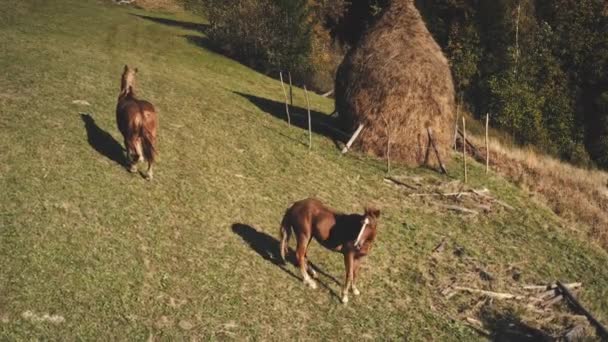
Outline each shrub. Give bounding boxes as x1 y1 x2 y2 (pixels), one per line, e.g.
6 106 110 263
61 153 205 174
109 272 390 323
193 0 313 83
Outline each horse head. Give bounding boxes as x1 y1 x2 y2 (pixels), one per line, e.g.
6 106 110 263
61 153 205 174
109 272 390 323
120 64 138 97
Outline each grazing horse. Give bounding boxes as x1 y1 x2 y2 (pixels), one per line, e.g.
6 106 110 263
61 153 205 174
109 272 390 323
116 65 158 180
279 198 380 303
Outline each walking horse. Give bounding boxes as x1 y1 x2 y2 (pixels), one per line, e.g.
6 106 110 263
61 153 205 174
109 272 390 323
116 65 158 180
279 198 380 303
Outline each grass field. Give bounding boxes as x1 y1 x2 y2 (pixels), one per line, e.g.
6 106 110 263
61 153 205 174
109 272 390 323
1 1 607 340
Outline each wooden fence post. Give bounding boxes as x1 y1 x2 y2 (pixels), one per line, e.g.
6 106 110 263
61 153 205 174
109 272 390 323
453 103 460 150
485 113 489 174
304 86 312 150
279 71 291 126
463 116 467 183
288 71 293 107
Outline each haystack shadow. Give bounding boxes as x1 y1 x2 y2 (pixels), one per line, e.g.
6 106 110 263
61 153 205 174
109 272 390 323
80 113 126 167
182 34 225 57
234 92 349 146
231 223 341 297
130 14 209 32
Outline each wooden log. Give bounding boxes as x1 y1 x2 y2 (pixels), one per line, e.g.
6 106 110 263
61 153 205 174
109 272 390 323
541 294 563 308
427 127 448 175
457 129 483 157
462 117 468 183
556 281 608 339
279 71 291 126
304 86 312 150
522 282 582 292
409 192 473 197
485 113 490 174
341 124 364 154
453 286 525 300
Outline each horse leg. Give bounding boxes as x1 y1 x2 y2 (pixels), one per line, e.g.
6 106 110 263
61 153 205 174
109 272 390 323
279 223 291 263
306 252 318 279
145 161 153 181
341 251 354 303
124 138 137 173
351 257 362 296
296 235 316 289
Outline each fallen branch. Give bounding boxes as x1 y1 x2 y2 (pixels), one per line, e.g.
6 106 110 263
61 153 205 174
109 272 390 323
556 281 608 339
384 177 419 190
440 205 478 215
321 89 334 97
464 317 490 337
432 237 447 253
471 189 515 210
541 294 563 308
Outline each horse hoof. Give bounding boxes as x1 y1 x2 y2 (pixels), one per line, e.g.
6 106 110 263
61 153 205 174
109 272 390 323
306 280 317 289
128 166 137 173
341 296 349 304
352 288 361 296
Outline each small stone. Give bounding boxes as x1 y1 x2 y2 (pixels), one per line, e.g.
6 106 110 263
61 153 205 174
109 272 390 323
179 320 194 330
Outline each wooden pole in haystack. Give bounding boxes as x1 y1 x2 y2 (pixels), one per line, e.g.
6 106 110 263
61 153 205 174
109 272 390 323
304 86 312 150
463 116 468 183
453 103 460 150
341 124 364 154
485 113 490 174
427 127 448 175
288 72 293 106
279 71 291 126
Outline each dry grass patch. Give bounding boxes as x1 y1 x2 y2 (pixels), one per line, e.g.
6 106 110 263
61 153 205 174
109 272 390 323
464 131 608 250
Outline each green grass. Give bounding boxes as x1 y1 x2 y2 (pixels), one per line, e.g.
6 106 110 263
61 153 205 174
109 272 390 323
1 1 607 340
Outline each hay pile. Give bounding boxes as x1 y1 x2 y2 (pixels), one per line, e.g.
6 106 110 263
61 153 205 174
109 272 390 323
335 0 455 166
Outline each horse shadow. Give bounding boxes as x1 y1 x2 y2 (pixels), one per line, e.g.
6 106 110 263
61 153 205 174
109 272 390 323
80 113 126 167
234 92 348 148
231 223 341 298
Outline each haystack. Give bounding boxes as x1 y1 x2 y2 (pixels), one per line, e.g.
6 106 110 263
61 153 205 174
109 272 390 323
335 0 455 166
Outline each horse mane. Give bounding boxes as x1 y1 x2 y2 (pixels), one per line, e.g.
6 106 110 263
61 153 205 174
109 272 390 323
119 85 135 100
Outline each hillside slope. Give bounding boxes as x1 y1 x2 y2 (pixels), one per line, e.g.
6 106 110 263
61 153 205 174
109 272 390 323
0 1 607 340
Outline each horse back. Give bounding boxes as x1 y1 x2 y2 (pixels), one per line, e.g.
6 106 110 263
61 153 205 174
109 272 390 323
287 198 336 238
116 97 157 137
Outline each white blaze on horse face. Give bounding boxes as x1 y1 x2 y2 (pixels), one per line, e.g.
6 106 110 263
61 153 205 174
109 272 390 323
354 217 370 248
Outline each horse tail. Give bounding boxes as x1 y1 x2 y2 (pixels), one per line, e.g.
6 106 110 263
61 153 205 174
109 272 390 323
136 103 156 164
279 209 292 263
141 123 156 164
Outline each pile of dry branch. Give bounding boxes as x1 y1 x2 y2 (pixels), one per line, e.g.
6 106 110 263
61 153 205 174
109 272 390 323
384 175 513 216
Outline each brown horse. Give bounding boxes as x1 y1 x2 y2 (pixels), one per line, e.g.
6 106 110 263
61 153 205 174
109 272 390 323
279 198 380 303
116 65 158 180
